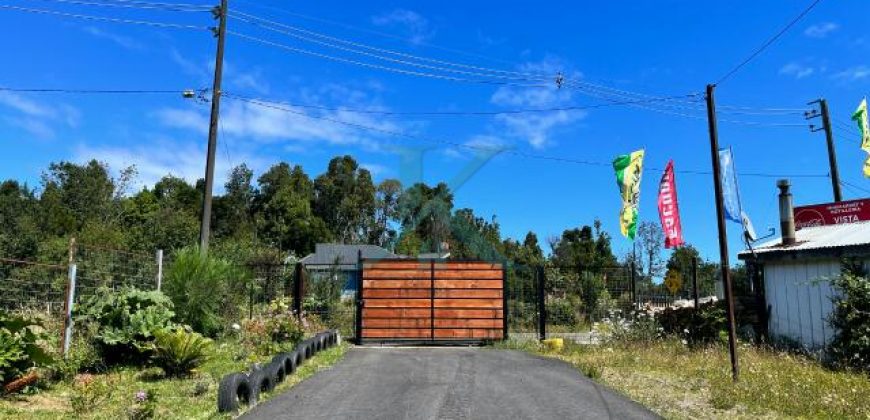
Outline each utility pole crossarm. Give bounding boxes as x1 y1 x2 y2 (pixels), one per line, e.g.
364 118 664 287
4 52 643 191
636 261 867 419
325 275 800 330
199 0 228 254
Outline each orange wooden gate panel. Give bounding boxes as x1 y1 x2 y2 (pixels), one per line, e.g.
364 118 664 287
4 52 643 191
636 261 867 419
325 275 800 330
360 260 505 342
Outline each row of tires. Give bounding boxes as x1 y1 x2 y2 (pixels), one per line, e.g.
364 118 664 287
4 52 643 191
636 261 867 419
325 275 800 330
217 330 340 413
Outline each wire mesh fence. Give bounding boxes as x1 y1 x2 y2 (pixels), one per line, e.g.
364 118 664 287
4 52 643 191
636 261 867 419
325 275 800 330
0 257 68 316
301 264 356 338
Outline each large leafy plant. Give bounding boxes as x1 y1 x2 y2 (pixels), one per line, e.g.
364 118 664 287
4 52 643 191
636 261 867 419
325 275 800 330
0 310 52 385
76 287 175 363
151 328 212 377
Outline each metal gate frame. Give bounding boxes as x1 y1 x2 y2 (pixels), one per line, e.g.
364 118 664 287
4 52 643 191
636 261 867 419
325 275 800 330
355 258 506 345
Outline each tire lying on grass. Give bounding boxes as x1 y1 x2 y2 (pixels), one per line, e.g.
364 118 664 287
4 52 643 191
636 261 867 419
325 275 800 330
316 333 329 350
274 352 297 375
248 367 275 404
267 360 287 384
298 339 313 359
217 372 254 413
290 348 304 368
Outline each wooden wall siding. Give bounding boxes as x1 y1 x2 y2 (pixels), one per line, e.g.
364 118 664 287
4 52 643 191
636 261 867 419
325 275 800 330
360 260 504 341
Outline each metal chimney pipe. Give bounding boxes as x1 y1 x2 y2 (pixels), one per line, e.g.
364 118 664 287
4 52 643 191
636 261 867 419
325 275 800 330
777 179 796 246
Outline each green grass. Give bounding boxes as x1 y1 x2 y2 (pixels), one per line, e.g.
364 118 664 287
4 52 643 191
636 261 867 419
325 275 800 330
524 338 870 419
0 341 349 419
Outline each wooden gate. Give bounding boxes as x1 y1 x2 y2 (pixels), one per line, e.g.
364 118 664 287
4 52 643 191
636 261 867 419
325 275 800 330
358 259 506 344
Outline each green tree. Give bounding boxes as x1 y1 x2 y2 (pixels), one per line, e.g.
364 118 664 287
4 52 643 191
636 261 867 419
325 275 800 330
551 221 616 273
39 160 117 236
0 181 39 260
449 208 503 260
313 156 376 243
254 163 330 255
369 179 402 248
397 182 454 253
213 164 255 239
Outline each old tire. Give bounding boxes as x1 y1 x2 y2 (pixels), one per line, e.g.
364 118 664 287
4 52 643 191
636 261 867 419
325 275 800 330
315 333 328 350
290 348 304 368
268 359 286 384
248 367 274 403
297 340 313 359
217 372 253 413
279 351 298 375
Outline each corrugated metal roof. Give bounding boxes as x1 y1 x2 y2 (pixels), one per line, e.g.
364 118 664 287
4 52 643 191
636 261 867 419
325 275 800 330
740 221 870 256
300 243 399 268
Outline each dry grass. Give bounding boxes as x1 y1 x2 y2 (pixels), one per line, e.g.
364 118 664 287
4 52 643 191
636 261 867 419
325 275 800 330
519 338 870 419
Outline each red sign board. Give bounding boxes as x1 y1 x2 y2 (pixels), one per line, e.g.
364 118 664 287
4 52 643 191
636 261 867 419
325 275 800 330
794 199 870 230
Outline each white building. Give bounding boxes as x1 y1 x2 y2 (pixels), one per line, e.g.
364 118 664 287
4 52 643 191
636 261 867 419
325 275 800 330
738 181 870 350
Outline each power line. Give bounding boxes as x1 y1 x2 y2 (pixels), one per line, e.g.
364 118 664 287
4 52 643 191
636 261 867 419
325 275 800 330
230 10 552 83
0 4 211 29
27 0 212 12
0 86 193 94
841 180 870 196
232 0 518 67
715 0 824 86
223 91 701 117
226 30 548 87
223 93 829 179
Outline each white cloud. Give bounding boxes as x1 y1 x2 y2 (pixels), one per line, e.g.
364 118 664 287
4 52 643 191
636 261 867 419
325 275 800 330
834 65 870 81
804 22 839 38
154 94 403 150
443 135 510 160
779 62 815 79
360 163 389 177
489 59 585 149
372 9 434 44
83 26 142 50
0 91 79 139
73 140 268 190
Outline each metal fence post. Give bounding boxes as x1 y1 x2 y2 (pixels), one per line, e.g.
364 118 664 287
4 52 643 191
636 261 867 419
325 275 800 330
537 265 546 341
502 261 509 341
62 263 77 357
60 237 76 357
692 257 700 309
156 249 163 292
630 261 637 310
292 263 304 319
355 250 364 344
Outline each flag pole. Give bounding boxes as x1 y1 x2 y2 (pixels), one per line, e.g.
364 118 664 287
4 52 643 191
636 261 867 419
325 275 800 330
705 84 740 382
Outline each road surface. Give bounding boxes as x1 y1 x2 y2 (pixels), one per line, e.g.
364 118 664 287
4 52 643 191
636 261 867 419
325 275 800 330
242 347 658 420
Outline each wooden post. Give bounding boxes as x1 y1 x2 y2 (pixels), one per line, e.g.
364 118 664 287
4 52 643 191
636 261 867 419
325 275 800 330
705 83 740 381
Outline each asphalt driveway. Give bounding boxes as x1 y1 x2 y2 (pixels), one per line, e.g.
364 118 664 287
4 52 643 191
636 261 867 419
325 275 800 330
242 347 658 420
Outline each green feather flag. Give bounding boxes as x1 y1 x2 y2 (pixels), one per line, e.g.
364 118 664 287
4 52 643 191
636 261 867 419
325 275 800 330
613 150 645 240
852 98 870 178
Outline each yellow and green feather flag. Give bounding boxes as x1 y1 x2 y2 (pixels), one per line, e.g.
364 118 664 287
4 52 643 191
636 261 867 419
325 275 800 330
613 149 645 240
852 98 870 178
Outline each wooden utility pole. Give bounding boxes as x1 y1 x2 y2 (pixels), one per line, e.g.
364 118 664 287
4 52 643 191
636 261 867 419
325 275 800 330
199 0 228 254
806 99 842 202
704 84 740 381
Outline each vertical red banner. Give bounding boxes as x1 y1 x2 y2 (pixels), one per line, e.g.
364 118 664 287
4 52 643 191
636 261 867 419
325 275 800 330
657 160 684 248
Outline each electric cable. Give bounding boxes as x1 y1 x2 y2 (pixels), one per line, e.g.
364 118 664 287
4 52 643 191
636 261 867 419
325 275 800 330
0 4 211 29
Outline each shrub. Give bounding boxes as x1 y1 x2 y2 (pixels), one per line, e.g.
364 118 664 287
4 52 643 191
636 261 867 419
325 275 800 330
0 310 52 386
164 247 249 337
76 287 175 364
828 271 870 372
70 374 114 416
151 328 212 377
599 311 662 345
240 297 304 355
657 301 727 345
546 296 582 327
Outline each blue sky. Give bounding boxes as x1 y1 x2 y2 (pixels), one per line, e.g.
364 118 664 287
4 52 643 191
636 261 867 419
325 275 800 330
0 0 868 264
